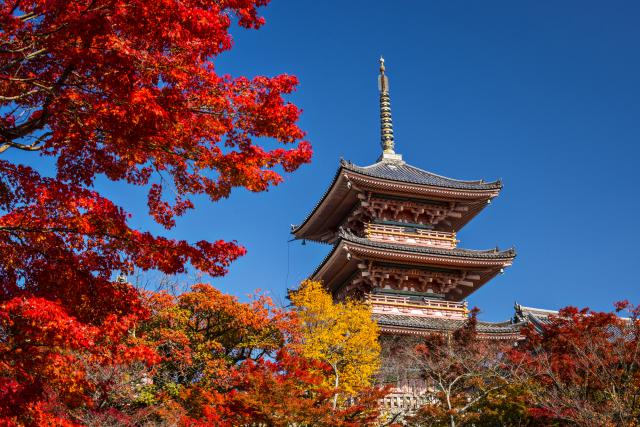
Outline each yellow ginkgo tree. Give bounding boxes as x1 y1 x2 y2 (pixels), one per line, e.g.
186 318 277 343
289 280 381 409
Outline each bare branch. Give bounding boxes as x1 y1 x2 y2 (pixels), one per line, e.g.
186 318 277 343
0 132 51 153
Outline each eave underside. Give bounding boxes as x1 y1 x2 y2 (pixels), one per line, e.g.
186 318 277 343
312 236 515 301
293 166 501 243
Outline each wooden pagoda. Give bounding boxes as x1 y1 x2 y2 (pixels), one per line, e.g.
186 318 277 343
292 58 517 339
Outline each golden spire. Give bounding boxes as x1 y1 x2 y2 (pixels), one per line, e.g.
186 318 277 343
378 56 402 161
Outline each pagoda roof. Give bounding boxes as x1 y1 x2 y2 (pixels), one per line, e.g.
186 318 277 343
293 158 502 242
374 313 524 339
339 233 516 261
312 231 515 301
374 303 568 339
342 159 502 191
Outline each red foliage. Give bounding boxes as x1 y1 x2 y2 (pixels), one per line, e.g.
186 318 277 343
0 296 158 425
509 303 640 425
0 0 310 424
0 0 310 216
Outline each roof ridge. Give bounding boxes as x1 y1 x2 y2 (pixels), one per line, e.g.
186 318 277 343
342 159 503 190
339 231 517 258
399 161 488 185
517 304 559 314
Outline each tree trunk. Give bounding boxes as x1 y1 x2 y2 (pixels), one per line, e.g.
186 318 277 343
332 362 339 411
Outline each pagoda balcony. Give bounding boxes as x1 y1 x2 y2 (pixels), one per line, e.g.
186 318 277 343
381 391 431 413
364 223 458 249
367 293 468 320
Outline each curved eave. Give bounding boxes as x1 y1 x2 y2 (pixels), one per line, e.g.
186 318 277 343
312 235 516 301
293 161 503 242
378 326 522 340
292 165 354 242
345 171 501 200
341 234 516 266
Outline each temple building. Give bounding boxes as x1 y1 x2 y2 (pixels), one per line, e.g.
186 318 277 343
291 58 564 415
292 58 535 340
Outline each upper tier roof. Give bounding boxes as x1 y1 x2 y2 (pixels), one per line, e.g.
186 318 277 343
342 159 502 191
292 158 502 242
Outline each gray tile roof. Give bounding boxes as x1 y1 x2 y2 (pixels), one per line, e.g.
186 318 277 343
513 305 630 338
341 232 516 260
514 304 558 331
342 159 502 191
374 313 524 335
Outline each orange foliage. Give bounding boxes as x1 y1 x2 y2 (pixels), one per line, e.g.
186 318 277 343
134 284 385 426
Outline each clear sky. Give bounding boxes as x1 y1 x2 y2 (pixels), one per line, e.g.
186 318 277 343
12 1 640 321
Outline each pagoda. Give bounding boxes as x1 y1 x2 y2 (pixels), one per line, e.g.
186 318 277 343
293 58 519 339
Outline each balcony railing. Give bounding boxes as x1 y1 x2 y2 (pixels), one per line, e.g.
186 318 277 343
367 293 468 320
367 293 467 311
364 223 458 249
381 393 431 412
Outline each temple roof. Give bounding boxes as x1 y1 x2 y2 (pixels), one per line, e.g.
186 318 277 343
292 159 502 242
514 304 557 323
340 232 516 260
342 159 502 191
513 304 563 333
374 302 633 339
312 231 515 301
513 305 632 339
374 313 525 338
374 302 568 338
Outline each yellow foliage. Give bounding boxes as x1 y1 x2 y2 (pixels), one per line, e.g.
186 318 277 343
289 280 380 395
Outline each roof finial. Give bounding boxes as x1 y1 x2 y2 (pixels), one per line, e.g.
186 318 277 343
377 56 402 162
379 56 387 89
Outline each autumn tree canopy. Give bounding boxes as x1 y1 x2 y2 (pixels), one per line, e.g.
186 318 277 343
510 302 640 426
124 284 384 427
289 280 382 407
391 303 640 427
382 310 529 427
0 0 311 424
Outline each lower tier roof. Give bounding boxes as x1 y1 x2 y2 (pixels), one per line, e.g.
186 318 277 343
343 233 516 260
374 313 524 338
374 304 560 339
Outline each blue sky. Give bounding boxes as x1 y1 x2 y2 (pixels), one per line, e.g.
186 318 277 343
211 0 640 320
10 1 640 321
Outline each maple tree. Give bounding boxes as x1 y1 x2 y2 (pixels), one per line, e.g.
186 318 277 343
226 348 386 427
289 280 382 409
380 303 640 427
135 283 297 423
380 311 530 427
509 302 640 426
0 0 310 424
122 284 383 426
